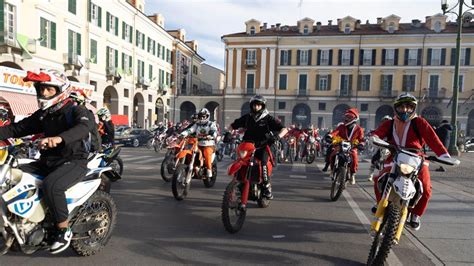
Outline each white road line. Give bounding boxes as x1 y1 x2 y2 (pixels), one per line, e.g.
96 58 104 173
289 175 307 179
126 157 163 164
291 162 306 173
342 190 403 266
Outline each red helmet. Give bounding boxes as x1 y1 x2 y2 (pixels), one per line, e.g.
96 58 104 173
344 108 359 126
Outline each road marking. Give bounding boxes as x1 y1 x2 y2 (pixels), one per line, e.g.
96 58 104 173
126 156 163 164
342 190 403 266
272 235 286 239
289 175 307 179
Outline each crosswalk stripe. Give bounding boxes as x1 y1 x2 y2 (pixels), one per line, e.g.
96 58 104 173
289 175 307 179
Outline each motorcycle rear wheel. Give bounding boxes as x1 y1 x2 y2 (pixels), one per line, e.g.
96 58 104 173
203 163 217 188
367 203 400 266
222 181 246 233
109 157 123 176
172 164 190 201
330 167 346 201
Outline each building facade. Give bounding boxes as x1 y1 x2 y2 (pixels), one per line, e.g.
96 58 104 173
0 0 180 129
222 15 474 136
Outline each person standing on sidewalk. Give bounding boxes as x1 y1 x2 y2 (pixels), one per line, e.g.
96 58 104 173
435 120 453 172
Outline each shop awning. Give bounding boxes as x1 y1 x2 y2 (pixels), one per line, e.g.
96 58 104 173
0 91 38 116
111 115 129 126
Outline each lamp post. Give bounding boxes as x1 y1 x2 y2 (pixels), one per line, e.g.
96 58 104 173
441 0 474 156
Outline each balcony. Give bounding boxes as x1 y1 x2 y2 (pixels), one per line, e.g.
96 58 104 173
106 66 121 83
63 53 83 75
425 87 447 101
336 89 352 98
136 77 150 89
245 59 257 68
297 89 308 98
379 90 398 98
0 31 36 57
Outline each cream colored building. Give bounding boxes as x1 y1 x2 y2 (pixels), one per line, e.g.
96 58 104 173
222 15 474 135
0 0 175 129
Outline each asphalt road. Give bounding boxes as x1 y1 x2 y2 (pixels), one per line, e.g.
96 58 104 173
2 147 473 265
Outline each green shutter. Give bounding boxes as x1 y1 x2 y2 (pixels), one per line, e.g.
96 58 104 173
129 26 132 43
98 6 102 27
68 0 76 14
115 17 118 36
106 12 110 31
68 30 73 57
141 33 145 49
106 46 109 68
122 21 125 39
114 49 118 67
77 33 81 55
149 65 152 80
135 30 139 46
121 53 125 70
157 43 161 57
51 22 56 50
91 39 97 63
40 18 46 47
87 0 91 22
129 55 132 69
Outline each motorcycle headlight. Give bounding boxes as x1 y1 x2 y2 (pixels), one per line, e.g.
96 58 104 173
399 163 415 175
238 150 248 159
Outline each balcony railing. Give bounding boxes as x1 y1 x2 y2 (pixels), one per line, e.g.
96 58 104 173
379 90 398 98
137 77 150 89
336 89 352 97
427 88 446 99
297 90 308 97
245 59 257 68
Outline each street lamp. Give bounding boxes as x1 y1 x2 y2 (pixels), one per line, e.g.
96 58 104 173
441 0 474 156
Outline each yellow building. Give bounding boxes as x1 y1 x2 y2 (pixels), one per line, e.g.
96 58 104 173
222 14 474 135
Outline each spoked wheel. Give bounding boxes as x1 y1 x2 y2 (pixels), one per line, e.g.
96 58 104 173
330 167 346 201
306 150 315 164
70 191 117 256
289 149 294 164
109 157 123 176
222 181 246 233
367 204 400 266
203 163 217 188
172 164 190 201
154 141 160 152
146 139 153 149
257 186 270 208
160 156 175 182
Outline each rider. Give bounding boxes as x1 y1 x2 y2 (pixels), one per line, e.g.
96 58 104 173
0 69 90 254
368 115 392 182
230 95 288 200
371 93 451 231
287 123 306 160
325 108 364 185
97 107 115 147
180 108 218 178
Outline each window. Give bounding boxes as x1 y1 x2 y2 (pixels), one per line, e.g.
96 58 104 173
340 74 352 95
193 65 198 75
137 59 145 78
40 17 56 50
246 73 255 94
318 102 326 111
147 37 153 53
161 46 165 60
68 0 76 14
106 46 118 70
159 69 165 85
149 64 153 80
4 3 16 44
363 49 372 66
250 26 256 35
341 49 351 65
317 74 330 91
122 53 132 73
320 49 330 65
278 102 286 110
344 23 351 34
458 74 464 92
90 39 97 64
452 48 469 66
303 25 309 35
67 30 81 58
431 48 442 66
280 50 290 65
124 105 129 114
148 95 152 102
166 72 170 86
434 21 442 33
298 74 307 95
381 74 393 92
89 2 102 27
279 74 287 90
460 48 467 65
361 103 369 112
157 43 161 57
136 30 142 48
90 80 97 92
429 75 440 97
300 50 309 65
359 74 371 91
385 49 395 65
122 22 132 43
246 49 256 65
408 49 418 66
106 12 118 36
388 22 395 33
402 75 416 92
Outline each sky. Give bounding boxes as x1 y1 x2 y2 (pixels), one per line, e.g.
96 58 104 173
145 0 448 70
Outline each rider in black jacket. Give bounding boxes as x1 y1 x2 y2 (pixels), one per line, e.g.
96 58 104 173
230 95 288 199
0 69 90 254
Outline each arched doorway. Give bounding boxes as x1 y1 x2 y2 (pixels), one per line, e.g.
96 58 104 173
332 104 350 127
421 106 442 127
133 93 145 128
292 103 311 128
103 86 119 114
155 98 164 124
0 61 22 70
467 109 474 136
241 102 250 116
375 105 394 128
204 101 220 121
180 101 196 122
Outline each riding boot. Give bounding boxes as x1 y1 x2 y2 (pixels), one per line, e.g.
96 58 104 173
262 165 273 199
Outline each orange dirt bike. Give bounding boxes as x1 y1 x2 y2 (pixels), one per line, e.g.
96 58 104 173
171 137 217 201
160 135 185 182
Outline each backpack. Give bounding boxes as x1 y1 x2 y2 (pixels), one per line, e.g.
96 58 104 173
65 105 100 153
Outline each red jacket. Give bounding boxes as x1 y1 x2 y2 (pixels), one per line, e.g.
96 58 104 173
288 128 306 140
372 117 448 157
331 124 364 145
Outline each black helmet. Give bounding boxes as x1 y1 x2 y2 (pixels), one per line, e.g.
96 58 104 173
394 93 417 121
249 95 266 115
191 113 198 122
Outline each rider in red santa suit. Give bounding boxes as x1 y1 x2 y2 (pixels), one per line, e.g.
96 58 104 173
0 105 11 126
371 93 451 231
327 108 365 184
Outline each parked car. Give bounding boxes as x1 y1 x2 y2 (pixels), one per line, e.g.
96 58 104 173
115 128 153 147
465 137 474 152
115 126 131 138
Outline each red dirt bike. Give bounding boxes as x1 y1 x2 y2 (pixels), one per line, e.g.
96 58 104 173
221 140 274 233
303 136 321 164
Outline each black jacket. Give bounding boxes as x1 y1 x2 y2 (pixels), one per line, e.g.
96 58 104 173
231 113 284 147
435 122 453 148
101 120 115 144
0 101 90 167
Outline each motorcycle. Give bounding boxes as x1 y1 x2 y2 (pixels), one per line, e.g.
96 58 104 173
160 135 185 182
171 137 217 201
221 139 273 233
304 136 321 164
329 140 354 201
147 132 167 152
274 139 286 164
0 140 117 256
366 136 459 265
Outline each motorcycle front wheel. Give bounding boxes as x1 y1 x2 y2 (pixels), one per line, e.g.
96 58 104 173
109 157 123 176
367 203 400 266
221 181 246 233
70 190 117 256
306 150 315 164
160 156 174 182
172 164 190 201
330 166 346 201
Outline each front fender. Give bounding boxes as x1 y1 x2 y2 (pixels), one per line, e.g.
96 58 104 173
228 160 247 176
176 150 192 159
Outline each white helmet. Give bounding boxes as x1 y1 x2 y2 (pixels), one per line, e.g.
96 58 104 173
23 69 72 111
97 107 111 121
197 108 210 124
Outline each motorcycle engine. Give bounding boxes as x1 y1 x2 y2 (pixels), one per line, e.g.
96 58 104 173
18 222 45 246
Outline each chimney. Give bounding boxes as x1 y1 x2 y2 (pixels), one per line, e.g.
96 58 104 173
263 22 267 30
411 19 421 28
271 25 275 30
337 18 341 25
316 21 322 31
276 23 281 30
328 20 332 26
356 19 361 29
377 17 383 24
366 19 370 25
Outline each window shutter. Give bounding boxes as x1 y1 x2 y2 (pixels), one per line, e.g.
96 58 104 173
348 75 353 91
316 74 320 90
106 46 109 68
142 34 145 49
77 33 81 55
40 18 46 47
288 50 292 66
417 48 422 65
115 49 118 67
317 50 321 65
394 49 399 66
404 49 409 65
68 30 73 56
122 53 125 70
380 75 385 90
402 75 407 91
297 50 300 65
87 0 91 22
106 12 110 32
51 22 56 50
329 50 333 66
280 50 284 65
350 49 354 65
451 48 456 65
129 26 133 43
308 50 312 65
115 17 119 36
372 49 376 65
359 49 364 65
427 48 432 65
328 74 332 90
381 49 386 65
441 48 446 65
129 55 132 69
466 48 471 65
358 75 362 90
98 7 102 27
338 49 342 65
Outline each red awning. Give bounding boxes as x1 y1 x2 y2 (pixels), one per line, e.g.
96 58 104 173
111 115 129 126
0 91 38 116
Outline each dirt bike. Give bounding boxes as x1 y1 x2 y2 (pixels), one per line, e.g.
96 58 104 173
304 136 321 164
160 135 185 182
221 140 274 233
366 136 459 265
275 140 286 164
329 141 354 201
0 140 117 256
171 137 217 200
